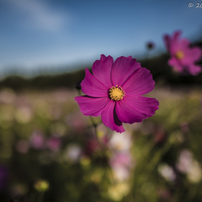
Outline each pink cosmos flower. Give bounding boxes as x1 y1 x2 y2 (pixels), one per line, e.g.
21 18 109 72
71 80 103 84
46 137 61 152
75 55 159 133
109 152 133 181
30 130 45 149
164 30 202 75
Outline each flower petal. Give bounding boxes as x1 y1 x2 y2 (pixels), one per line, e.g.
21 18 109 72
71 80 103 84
172 30 182 44
101 101 125 133
164 30 182 53
186 64 201 76
182 47 202 64
81 68 108 97
168 58 183 72
75 96 110 116
111 56 141 86
92 55 113 88
122 67 155 96
124 95 159 117
177 39 190 50
116 99 147 124
163 34 171 51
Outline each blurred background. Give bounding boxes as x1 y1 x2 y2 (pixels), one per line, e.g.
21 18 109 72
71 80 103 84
0 0 202 201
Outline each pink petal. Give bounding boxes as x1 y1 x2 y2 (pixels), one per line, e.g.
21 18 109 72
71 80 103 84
189 47 202 61
182 47 202 64
111 56 141 86
116 99 148 124
163 34 171 51
172 30 182 44
124 95 159 117
92 55 113 88
81 68 108 97
177 39 190 50
170 31 182 53
168 58 183 72
75 96 110 116
187 64 201 75
101 101 125 133
172 39 189 53
122 67 155 96
164 31 182 53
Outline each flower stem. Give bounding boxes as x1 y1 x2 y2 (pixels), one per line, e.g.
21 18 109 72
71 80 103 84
89 116 99 142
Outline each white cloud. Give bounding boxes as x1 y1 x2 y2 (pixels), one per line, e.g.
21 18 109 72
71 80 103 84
5 0 68 31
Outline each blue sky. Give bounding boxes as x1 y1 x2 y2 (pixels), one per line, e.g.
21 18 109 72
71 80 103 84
0 0 202 75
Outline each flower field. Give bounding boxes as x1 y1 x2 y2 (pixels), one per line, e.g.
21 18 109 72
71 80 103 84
0 84 202 202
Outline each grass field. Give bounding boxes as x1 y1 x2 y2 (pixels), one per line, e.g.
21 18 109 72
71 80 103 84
0 85 202 202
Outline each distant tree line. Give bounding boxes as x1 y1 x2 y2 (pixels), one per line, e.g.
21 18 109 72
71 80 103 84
0 41 202 91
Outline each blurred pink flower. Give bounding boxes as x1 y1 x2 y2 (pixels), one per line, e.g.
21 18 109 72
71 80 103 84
75 55 159 133
176 149 193 173
46 137 61 152
110 152 132 168
30 131 45 149
164 30 202 75
109 152 133 181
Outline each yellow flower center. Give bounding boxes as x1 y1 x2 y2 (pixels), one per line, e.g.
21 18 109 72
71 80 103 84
175 51 184 60
109 85 125 101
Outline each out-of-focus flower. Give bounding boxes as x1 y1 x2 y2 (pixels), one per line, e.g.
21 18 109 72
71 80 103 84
46 136 61 152
30 130 45 149
109 152 133 182
146 42 155 50
15 106 33 124
110 152 132 168
176 149 202 183
108 131 132 151
176 149 193 173
164 30 202 75
0 165 9 191
0 88 16 104
64 144 82 162
108 182 130 201
75 55 159 133
187 160 202 183
158 163 176 182
34 180 49 192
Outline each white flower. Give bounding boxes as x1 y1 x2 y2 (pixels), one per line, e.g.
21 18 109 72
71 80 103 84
158 163 176 182
64 144 82 162
109 131 132 151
